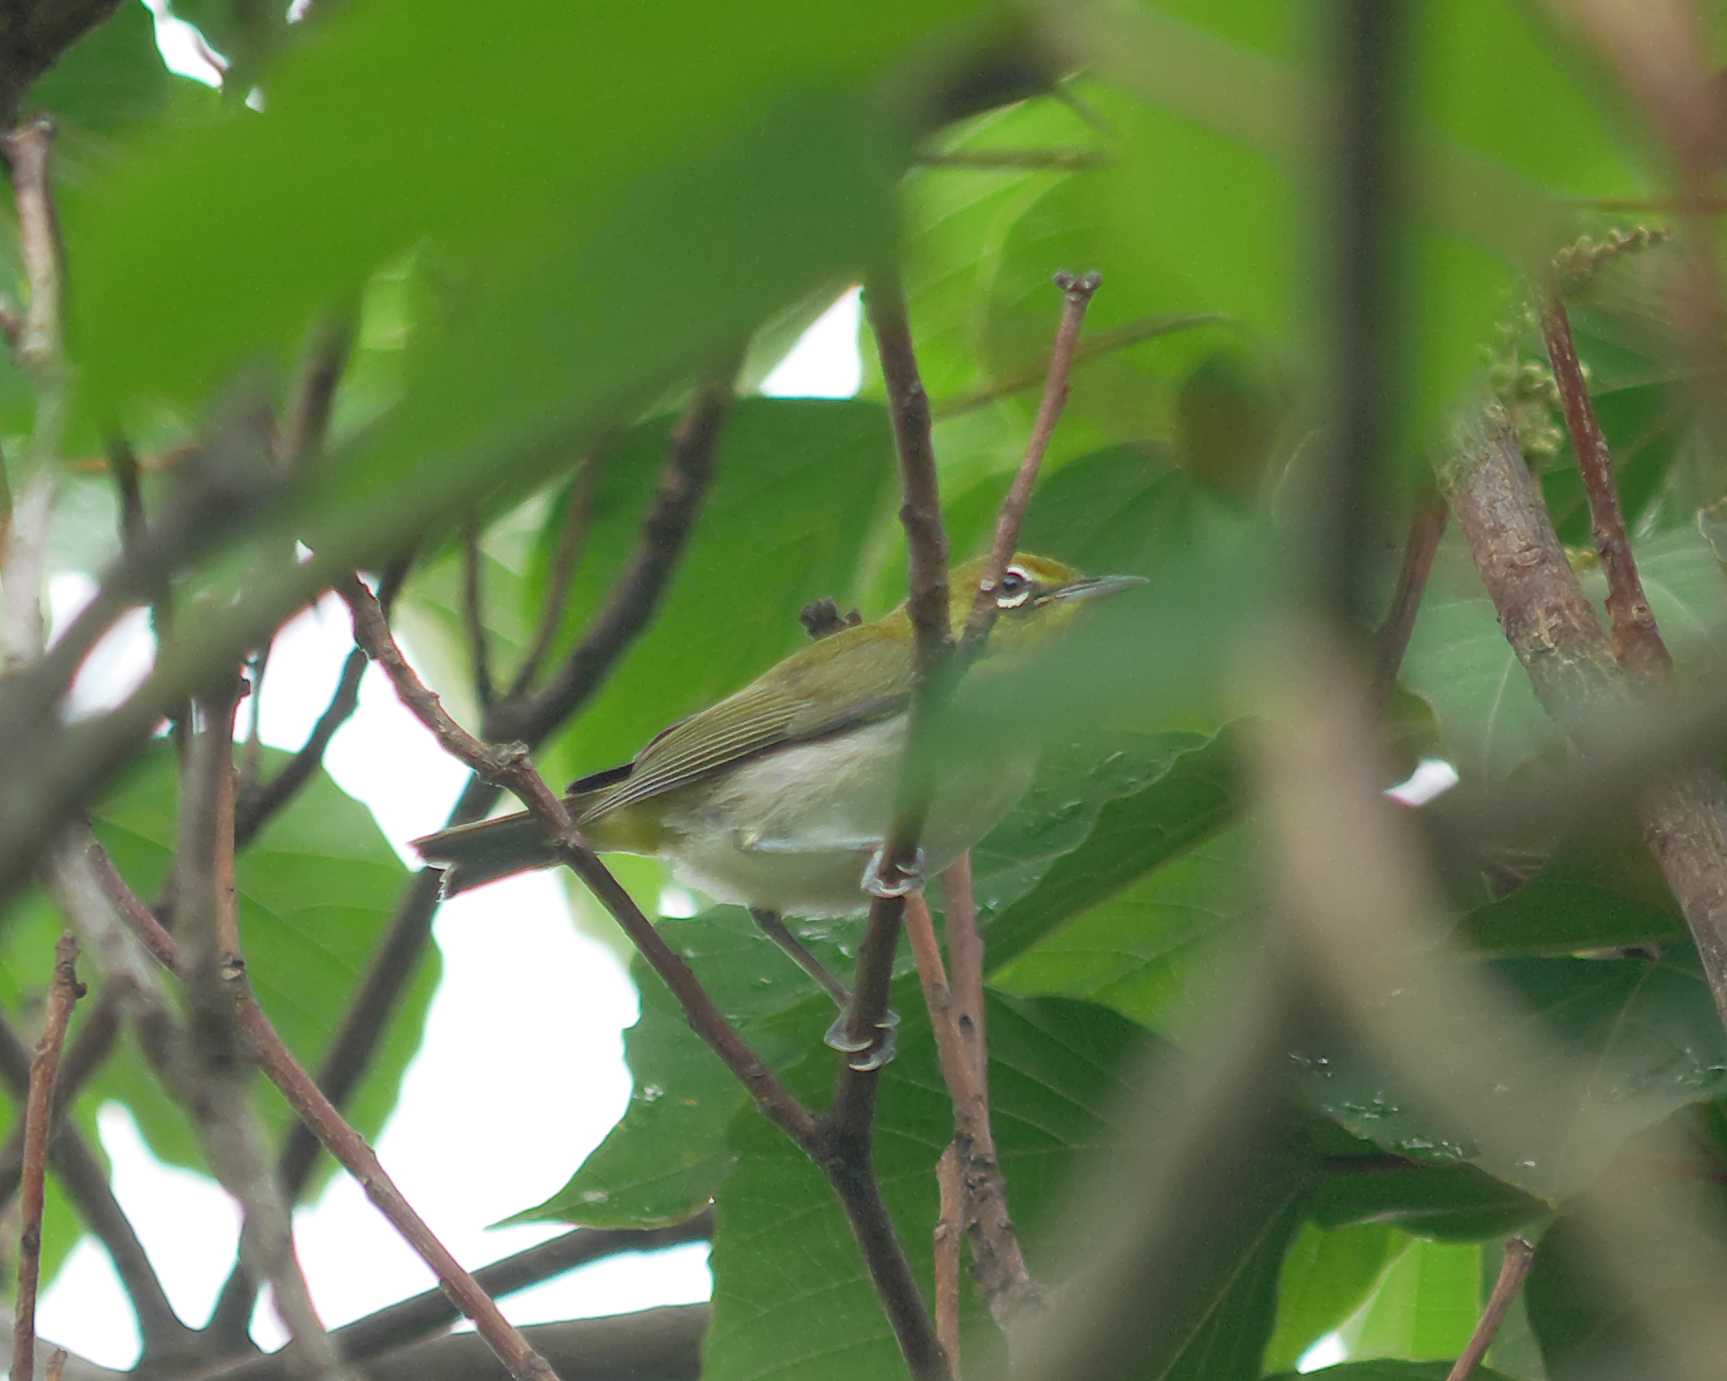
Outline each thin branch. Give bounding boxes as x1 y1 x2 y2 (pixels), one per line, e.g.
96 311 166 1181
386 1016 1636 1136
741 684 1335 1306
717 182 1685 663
1373 487 1448 695
340 574 819 1147
461 516 495 709
940 855 986 1097
14 933 82 1381
1 117 62 374
1540 290 1670 681
207 1216 712 1380
1446 1236 1536 1381
0 988 121 1210
487 369 734 745
179 680 350 1376
904 897 1038 1329
932 313 1224 422
962 270 1101 649
505 458 595 700
234 559 410 849
89 798 565 1381
934 1145 964 1369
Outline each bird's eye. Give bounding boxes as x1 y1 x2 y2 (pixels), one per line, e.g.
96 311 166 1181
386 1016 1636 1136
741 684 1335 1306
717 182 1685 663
996 566 1033 609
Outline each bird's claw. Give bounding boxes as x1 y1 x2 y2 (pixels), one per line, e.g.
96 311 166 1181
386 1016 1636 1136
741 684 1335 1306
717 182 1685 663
824 1007 901 1068
863 846 926 900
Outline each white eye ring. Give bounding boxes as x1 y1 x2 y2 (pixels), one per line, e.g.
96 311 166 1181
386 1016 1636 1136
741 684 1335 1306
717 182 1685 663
996 565 1033 609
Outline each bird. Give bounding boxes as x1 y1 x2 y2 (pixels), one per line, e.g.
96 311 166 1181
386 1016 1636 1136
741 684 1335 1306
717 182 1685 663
413 551 1144 1062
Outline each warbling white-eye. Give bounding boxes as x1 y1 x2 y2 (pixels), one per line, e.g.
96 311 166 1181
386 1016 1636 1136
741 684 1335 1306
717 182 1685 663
413 552 1144 1059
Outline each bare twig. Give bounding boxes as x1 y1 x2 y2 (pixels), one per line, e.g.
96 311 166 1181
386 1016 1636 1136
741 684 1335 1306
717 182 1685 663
13 933 81 1381
1446 1236 1536 1381
180 680 351 1376
461 516 495 708
1374 488 1448 695
91 803 564 1381
932 313 1225 422
905 896 1038 1329
341 574 818 1146
962 270 1101 648
207 1216 712 1380
1540 291 1670 681
0 989 120 1210
505 458 594 700
940 855 986 1095
934 1145 964 1369
1 117 62 374
235 560 409 849
43 1347 66 1381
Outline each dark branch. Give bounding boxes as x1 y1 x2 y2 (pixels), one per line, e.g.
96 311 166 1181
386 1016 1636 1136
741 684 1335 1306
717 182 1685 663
1373 487 1448 695
461 517 496 709
504 458 594 700
13 933 82 1381
209 1217 712 1379
1540 289 1671 681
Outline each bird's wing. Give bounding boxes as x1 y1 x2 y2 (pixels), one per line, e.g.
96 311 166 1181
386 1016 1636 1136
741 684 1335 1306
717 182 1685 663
578 622 913 820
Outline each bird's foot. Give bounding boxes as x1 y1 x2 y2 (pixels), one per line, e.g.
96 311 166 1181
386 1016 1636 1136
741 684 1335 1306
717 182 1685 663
862 846 926 900
824 1006 901 1070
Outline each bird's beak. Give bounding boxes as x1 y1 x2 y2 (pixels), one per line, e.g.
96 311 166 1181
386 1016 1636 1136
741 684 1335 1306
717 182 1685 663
1046 573 1150 603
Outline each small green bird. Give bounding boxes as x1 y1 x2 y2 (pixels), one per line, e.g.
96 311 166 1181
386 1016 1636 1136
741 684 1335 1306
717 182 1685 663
413 552 1142 1055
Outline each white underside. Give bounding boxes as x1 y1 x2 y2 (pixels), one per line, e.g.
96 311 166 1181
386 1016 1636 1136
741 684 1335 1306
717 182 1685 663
656 717 1035 918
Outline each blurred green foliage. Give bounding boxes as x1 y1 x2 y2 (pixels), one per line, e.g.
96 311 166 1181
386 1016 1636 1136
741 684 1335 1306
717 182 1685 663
3 1 1726 1377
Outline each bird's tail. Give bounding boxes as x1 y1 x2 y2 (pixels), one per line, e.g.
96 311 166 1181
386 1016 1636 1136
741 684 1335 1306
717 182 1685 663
411 811 563 896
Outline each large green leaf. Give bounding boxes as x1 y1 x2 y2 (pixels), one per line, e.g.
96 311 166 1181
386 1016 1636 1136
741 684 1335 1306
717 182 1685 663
1403 526 1722 782
1264 1222 1399 1372
1337 1234 1484 1363
1290 950 1727 1200
1458 842 1687 956
0 745 434 1186
702 993 1308 1381
1311 1161 1547 1243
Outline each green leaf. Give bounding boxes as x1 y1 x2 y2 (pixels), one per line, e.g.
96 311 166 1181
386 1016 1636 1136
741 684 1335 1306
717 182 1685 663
1339 1234 1484 1363
1311 1161 1548 1243
1271 1365 1518 1381
1403 525 1722 781
0 745 434 1186
513 906 852 1227
530 399 894 790
985 729 1239 978
30 2 179 141
1526 1185 1727 1380
702 993 1308 1381
1265 1222 1399 1372
1291 950 1727 1200
1458 842 1687 956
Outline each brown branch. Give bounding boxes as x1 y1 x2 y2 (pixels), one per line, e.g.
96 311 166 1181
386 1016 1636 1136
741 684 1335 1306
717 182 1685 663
962 270 1101 649
341 574 818 1147
932 313 1224 422
933 1145 964 1369
905 896 1038 1329
1440 411 1727 1032
940 855 986 1094
179 680 350 1376
207 1216 712 1380
1 117 62 374
43 1348 66 1381
1374 487 1448 695
91 796 564 1381
1540 290 1670 681
234 558 410 849
461 516 496 708
487 369 734 745
0 987 120 1210
13 934 82 1381
505 458 594 700
1446 1236 1536 1381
